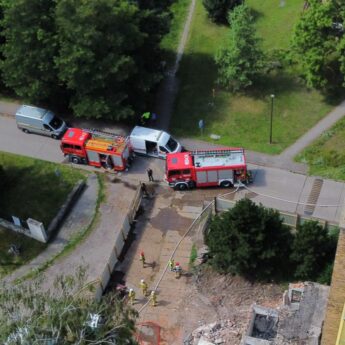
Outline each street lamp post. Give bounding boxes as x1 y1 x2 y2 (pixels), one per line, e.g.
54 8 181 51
269 94 275 144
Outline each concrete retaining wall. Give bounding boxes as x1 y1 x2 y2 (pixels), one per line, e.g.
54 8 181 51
95 185 142 300
47 180 86 235
216 197 339 231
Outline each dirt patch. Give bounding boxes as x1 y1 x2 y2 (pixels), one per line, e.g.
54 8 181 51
177 266 284 344
150 208 192 234
110 177 137 190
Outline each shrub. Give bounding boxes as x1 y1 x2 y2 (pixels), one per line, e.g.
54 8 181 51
291 221 338 282
206 199 293 280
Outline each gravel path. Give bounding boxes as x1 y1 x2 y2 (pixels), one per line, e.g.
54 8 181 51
154 0 196 130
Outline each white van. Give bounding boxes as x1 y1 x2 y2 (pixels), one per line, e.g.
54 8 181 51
129 126 182 158
16 105 67 139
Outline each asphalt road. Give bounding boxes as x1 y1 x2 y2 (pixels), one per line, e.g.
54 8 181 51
1 115 345 224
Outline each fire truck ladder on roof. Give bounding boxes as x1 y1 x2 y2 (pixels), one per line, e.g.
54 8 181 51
190 148 243 157
83 128 126 141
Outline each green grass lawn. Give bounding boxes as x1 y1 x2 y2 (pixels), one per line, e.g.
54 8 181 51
0 152 86 226
171 0 335 154
0 226 46 277
0 152 87 277
296 118 345 181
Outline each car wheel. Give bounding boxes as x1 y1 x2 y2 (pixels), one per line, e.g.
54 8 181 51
71 156 81 164
220 180 233 188
175 183 187 191
22 129 30 134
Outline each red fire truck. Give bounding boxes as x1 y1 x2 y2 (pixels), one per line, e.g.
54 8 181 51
165 148 249 190
60 128 133 171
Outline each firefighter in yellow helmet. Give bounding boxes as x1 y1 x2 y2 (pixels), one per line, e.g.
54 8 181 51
139 251 146 268
150 290 157 307
140 279 148 297
168 258 175 272
128 288 136 305
174 262 182 278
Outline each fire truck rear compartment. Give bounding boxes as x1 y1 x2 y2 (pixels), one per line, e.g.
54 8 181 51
196 169 234 186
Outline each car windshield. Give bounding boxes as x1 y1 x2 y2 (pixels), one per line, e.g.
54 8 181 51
49 116 63 130
166 137 178 152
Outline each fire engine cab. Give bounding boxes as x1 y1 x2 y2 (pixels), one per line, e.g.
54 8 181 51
165 148 248 190
60 128 133 171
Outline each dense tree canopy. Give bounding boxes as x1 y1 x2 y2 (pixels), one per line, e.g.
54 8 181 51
56 0 144 119
215 4 264 91
292 0 345 92
0 0 171 120
206 199 293 280
206 198 339 284
0 0 60 103
0 269 138 344
202 0 242 24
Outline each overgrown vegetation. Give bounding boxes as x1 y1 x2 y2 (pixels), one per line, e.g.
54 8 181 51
0 268 138 344
0 152 86 226
206 199 338 284
0 226 46 278
171 0 336 154
296 117 345 181
189 244 198 268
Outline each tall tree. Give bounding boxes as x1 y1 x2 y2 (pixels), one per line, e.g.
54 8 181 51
0 269 138 344
129 0 171 112
0 0 59 103
214 4 264 91
292 0 345 92
206 199 293 280
55 0 145 120
291 221 337 282
203 0 242 24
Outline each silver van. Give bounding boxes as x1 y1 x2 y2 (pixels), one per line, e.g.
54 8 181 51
15 105 67 139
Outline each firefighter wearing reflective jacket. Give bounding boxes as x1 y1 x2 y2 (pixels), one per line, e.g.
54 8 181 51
140 279 148 297
128 289 136 305
139 251 146 268
168 258 175 272
150 290 157 306
174 262 182 278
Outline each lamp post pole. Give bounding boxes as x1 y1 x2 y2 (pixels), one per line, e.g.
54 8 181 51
269 94 275 144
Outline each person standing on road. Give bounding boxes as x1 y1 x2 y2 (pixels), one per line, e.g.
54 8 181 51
168 258 175 272
150 290 157 306
141 112 150 125
139 251 146 268
140 279 148 297
128 289 136 305
141 183 149 197
151 112 157 126
174 262 182 278
147 168 154 182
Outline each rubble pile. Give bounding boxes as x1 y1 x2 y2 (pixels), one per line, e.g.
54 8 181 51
184 320 242 345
